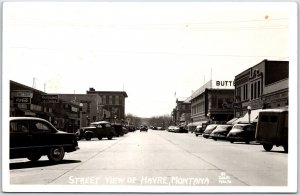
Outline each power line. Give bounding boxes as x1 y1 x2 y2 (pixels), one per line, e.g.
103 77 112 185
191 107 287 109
9 46 288 59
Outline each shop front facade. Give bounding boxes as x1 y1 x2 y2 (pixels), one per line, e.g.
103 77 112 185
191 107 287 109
10 80 81 133
234 60 289 118
190 80 234 127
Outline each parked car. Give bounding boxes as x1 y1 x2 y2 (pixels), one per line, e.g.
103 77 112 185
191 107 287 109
157 127 164 130
194 125 204 136
76 121 116 140
10 117 79 162
168 126 175 132
112 124 124 137
255 108 288 152
210 125 233 140
174 126 188 133
140 125 148 132
202 124 218 138
227 124 256 144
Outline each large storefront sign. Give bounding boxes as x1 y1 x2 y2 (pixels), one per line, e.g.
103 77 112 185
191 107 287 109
41 95 59 103
13 97 31 104
11 90 33 98
213 80 234 89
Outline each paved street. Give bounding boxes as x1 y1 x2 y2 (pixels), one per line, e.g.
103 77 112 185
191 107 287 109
10 130 287 187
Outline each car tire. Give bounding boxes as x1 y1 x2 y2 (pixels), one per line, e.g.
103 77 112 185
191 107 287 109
47 147 65 162
230 140 234 143
98 136 103 140
85 133 92 141
27 153 42 162
195 134 198 137
107 134 113 140
263 144 273 152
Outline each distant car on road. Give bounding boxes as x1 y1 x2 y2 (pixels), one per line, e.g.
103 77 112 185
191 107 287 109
140 126 148 132
210 125 233 140
10 117 79 162
227 124 256 144
76 121 116 140
202 124 218 138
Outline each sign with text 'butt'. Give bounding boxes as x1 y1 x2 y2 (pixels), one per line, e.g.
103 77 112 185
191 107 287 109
41 95 59 103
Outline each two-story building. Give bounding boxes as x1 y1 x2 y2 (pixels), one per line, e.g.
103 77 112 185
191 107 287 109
173 97 191 126
234 59 288 122
86 88 128 123
189 80 234 128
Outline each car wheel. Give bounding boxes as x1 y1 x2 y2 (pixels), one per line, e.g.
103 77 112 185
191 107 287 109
47 147 65 162
195 134 198 137
230 140 234 143
213 138 217 141
245 140 250 144
27 153 42 162
85 133 92 141
283 144 288 153
263 144 273 152
98 136 103 140
107 133 113 140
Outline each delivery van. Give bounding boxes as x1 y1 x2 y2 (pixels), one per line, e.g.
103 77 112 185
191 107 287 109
255 108 288 152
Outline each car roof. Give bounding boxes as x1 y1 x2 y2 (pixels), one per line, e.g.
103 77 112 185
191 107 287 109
10 117 48 122
90 121 110 125
233 123 252 127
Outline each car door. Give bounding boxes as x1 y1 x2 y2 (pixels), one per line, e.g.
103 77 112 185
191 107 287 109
245 125 255 141
10 120 32 158
30 120 57 150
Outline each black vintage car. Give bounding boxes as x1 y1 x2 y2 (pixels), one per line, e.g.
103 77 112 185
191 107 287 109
76 121 116 140
10 117 79 162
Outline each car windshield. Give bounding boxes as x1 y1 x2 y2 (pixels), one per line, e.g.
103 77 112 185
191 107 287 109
205 125 217 130
215 125 230 130
233 125 245 130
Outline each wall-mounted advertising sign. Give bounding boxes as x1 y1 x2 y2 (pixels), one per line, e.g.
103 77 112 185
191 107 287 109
212 80 234 89
13 97 31 104
41 95 59 103
11 90 33 98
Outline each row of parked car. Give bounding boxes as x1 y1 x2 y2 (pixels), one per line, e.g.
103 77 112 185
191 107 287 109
193 108 289 153
9 117 138 163
196 123 256 144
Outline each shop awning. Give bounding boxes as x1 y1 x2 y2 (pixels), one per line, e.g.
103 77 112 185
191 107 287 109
232 109 263 124
17 108 36 116
187 121 208 127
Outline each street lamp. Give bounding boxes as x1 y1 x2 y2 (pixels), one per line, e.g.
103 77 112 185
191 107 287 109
247 106 252 124
79 103 83 128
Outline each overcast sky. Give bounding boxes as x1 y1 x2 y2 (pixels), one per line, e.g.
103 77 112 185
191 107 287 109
3 2 295 118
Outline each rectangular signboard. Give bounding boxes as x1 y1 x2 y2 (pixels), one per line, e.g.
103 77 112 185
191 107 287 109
11 90 33 98
41 95 59 103
13 97 31 104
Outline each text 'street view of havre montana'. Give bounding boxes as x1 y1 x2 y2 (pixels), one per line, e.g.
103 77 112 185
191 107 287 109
2 1 298 193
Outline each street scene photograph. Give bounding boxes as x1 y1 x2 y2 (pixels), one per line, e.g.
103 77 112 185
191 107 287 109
2 1 298 193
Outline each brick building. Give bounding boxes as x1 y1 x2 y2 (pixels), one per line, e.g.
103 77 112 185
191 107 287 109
234 59 289 120
86 88 128 123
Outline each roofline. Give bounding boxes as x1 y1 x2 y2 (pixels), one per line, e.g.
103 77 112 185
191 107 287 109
87 91 128 97
10 80 47 94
